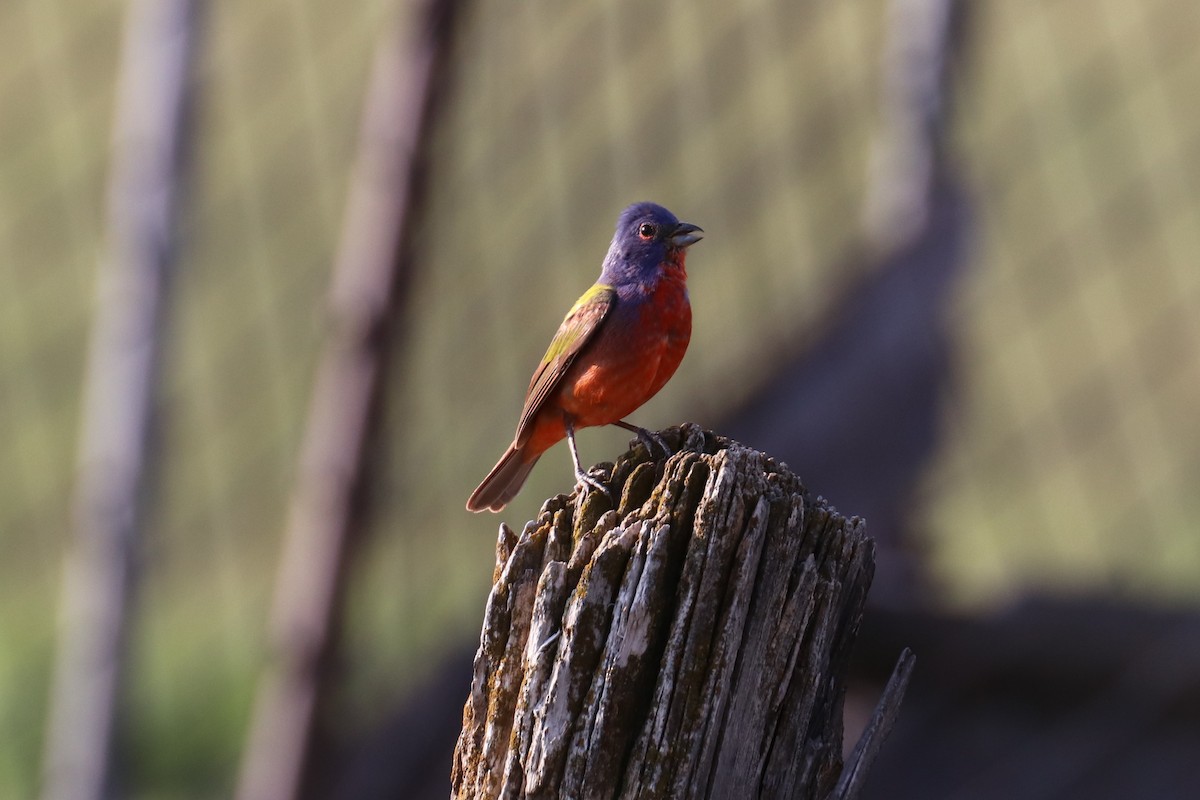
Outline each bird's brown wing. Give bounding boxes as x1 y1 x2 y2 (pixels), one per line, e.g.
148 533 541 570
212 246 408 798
514 282 615 445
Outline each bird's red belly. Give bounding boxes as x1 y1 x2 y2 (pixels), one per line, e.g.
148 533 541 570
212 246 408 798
559 277 691 428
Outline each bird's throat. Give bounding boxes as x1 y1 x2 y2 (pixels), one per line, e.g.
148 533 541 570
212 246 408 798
664 249 689 281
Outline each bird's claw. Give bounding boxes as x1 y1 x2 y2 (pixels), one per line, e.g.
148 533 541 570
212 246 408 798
635 428 672 460
574 468 611 501
613 420 672 459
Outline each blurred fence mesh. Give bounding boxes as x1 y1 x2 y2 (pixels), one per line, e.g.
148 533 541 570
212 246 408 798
2 0 1199 795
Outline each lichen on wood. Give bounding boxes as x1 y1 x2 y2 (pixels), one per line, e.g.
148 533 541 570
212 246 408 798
451 423 905 800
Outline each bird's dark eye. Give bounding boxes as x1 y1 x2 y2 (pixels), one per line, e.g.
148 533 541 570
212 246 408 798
638 222 657 239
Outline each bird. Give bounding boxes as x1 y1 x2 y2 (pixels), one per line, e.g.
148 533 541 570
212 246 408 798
467 202 703 513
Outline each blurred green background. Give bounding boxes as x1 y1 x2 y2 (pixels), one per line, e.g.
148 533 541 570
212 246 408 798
3 0 1199 796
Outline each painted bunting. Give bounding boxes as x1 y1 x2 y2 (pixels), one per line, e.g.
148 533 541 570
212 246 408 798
467 202 703 512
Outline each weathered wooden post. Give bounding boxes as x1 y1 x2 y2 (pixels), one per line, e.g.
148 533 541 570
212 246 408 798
452 424 912 800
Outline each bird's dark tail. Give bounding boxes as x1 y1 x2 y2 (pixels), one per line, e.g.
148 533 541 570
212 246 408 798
466 445 540 512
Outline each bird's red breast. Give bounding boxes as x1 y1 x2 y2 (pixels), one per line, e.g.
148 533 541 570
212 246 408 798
522 257 691 456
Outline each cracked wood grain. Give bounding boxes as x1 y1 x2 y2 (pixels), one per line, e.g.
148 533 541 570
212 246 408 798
452 424 909 800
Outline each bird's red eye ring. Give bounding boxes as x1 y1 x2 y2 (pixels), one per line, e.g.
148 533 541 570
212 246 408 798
638 222 656 239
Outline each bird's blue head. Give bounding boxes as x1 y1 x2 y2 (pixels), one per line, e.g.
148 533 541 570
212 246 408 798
599 202 703 287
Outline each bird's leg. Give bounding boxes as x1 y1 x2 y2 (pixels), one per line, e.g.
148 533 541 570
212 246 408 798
613 419 671 459
565 418 611 500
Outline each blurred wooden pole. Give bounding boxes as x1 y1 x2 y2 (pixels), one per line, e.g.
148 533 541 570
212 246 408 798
234 2 462 799
452 425 912 800
40 1 201 799
859 0 969 256
862 0 966 253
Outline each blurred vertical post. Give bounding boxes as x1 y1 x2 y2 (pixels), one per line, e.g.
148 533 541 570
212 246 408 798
862 0 964 253
40 0 201 799
234 2 462 799
856 0 970 600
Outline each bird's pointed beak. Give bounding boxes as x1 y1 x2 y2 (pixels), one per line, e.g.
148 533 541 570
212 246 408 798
670 222 704 249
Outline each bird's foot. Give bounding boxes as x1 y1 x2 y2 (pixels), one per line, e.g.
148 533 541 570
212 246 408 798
574 467 612 501
614 420 672 459
637 428 672 459
564 418 611 503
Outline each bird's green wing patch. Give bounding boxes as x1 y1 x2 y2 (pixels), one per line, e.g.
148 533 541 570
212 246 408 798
515 283 615 443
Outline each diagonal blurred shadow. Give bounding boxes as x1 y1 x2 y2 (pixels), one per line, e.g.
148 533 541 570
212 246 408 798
718 173 975 604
